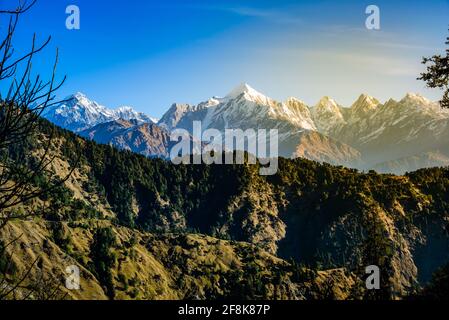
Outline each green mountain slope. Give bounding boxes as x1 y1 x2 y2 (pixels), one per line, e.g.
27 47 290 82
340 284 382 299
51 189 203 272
1 118 449 299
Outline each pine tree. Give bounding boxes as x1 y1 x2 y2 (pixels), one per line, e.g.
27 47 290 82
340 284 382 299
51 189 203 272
419 29 449 108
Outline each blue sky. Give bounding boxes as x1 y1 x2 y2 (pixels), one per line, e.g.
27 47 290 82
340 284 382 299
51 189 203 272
2 0 449 117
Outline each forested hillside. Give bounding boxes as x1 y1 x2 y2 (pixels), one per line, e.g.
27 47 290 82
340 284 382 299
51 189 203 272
1 118 449 300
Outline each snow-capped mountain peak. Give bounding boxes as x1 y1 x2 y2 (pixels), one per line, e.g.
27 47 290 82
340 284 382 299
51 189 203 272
113 105 155 123
226 83 256 98
43 93 156 132
68 92 109 111
352 94 379 107
225 83 274 106
400 93 433 106
283 97 316 130
116 106 133 112
71 92 91 101
197 97 221 110
343 94 380 125
72 92 86 99
157 103 193 130
285 97 306 105
350 94 380 113
315 96 340 112
311 97 345 135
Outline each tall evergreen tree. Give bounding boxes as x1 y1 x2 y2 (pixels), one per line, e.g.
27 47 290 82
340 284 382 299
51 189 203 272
419 29 449 108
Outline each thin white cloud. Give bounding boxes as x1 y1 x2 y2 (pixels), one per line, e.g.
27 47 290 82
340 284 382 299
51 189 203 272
374 42 434 51
315 25 435 51
225 7 275 18
301 49 421 77
207 5 303 26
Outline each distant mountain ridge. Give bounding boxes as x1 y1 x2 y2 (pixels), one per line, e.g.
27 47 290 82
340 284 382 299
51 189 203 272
79 119 172 158
42 92 157 132
43 84 449 174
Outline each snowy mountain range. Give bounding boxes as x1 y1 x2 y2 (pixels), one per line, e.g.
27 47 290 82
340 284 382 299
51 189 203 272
43 84 449 174
42 92 157 132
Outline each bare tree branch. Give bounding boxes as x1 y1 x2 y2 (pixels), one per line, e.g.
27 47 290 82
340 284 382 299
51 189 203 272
0 0 77 300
